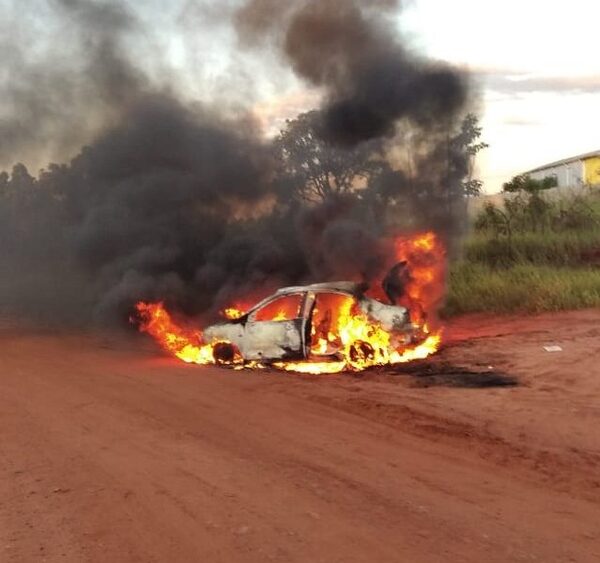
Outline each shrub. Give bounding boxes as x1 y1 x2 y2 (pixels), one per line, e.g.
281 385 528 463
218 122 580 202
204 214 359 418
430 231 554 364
502 174 557 193
446 189 600 316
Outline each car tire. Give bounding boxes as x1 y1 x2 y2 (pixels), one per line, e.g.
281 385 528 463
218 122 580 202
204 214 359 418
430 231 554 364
213 342 238 365
348 340 375 366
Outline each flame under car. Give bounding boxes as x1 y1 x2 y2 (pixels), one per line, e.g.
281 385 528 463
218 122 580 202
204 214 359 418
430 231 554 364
203 282 416 365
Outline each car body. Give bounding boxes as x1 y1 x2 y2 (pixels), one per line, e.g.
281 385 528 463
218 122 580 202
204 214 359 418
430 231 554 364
203 281 416 364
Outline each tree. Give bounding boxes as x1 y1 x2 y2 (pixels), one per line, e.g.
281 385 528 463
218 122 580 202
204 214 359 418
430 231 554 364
4 163 36 205
274 111 385 203
10 163 35 191
452 113 488 197
0 171 8 199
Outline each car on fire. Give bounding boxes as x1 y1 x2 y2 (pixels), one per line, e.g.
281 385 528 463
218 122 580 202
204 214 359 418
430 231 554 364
203 281 418 365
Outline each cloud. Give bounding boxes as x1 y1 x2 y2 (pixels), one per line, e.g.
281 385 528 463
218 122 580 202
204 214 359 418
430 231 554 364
475 68 600 94
501 116 539 127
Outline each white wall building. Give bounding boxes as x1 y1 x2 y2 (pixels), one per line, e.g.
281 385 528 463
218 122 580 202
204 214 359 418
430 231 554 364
525 150 600 188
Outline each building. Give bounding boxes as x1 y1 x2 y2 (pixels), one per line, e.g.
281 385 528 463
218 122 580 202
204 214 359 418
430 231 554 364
525 150 600 188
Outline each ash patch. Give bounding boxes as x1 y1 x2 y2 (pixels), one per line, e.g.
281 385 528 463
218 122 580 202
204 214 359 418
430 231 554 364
387 361 518 389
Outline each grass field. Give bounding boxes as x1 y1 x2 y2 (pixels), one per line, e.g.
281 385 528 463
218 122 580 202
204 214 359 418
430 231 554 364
444 263 600 316
444 188 600 316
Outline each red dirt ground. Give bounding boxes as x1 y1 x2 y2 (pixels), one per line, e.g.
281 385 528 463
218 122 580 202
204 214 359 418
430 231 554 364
1 309 599 562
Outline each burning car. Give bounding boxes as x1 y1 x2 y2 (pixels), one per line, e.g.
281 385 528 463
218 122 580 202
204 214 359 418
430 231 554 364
135 232 444 374
204 281 416 365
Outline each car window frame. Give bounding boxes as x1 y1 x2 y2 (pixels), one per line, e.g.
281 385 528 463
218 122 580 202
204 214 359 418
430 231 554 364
247 291 308 323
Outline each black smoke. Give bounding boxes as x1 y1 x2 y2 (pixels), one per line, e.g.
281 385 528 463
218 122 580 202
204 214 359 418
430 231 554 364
0 0 150 170
0 0 471 326
236 0 468 145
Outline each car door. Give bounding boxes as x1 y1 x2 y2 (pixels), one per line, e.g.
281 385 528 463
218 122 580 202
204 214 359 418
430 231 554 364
307 291 356 357
241 292 308 361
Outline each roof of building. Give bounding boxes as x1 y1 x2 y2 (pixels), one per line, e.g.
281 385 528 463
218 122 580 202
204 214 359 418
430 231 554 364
526 150 600 174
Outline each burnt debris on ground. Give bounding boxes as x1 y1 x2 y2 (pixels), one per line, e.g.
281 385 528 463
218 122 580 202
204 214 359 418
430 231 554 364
388 360 518 388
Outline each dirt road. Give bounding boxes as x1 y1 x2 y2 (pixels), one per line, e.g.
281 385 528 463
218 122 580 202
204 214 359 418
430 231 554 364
1 310 599 562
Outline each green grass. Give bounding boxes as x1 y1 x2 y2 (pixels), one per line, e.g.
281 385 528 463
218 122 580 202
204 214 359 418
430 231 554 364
444 189 600 316
444 263 600 317
463 230 600 268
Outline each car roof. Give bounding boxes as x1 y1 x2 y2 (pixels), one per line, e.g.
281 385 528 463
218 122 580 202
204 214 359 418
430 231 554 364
273 281 365 297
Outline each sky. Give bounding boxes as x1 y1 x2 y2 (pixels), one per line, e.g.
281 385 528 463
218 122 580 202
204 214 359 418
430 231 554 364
2 0 598 193
400 0 600 192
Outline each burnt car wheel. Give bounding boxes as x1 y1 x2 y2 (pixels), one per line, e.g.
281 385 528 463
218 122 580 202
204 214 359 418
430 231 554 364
348 340 375 365
213 342 239 365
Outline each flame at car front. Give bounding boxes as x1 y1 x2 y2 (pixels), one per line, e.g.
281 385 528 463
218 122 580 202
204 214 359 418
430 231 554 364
275 300 442 374
134 232 445 373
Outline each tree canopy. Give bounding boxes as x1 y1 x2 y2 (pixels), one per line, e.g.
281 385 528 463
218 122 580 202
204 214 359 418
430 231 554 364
274 111 385 203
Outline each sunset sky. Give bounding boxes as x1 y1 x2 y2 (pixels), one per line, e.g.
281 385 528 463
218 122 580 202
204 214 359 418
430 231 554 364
186 0 600 193
401 0 600 192
2 0 598 193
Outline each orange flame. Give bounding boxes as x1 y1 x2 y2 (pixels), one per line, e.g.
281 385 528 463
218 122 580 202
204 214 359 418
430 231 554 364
392 231 446 326
280 291 442 374
135 232 445 374
223 307 245 320
136 302 227 365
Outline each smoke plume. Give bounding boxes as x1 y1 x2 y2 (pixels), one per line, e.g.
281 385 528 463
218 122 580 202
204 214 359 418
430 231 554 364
236 0 467 145
0 0 471 326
